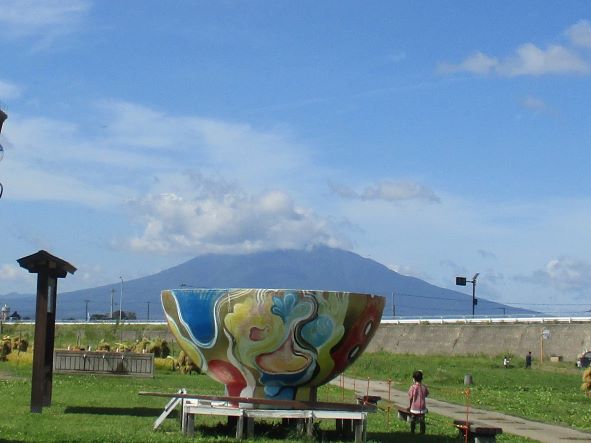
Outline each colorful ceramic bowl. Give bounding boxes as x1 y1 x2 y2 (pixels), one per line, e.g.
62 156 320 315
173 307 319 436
162 288 385 401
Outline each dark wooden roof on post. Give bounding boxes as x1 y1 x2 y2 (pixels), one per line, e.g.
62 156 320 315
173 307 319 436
17 250 77 278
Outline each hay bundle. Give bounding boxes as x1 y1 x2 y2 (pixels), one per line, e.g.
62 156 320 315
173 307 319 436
96 340 110 352
12 336 28 352
114 342 132 352
134 338 171 358
0 336 11 359
176 350 200 374
148 338 170 358
132 338 150 354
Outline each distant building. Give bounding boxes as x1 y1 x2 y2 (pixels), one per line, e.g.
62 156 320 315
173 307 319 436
90 310 136 321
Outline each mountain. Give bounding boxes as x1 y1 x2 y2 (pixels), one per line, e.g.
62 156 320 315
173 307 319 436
0 246 533 320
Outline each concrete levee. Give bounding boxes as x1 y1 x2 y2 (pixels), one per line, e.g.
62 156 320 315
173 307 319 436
367 321 591 361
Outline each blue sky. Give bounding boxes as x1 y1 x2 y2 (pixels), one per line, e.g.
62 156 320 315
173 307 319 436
1 1 590 315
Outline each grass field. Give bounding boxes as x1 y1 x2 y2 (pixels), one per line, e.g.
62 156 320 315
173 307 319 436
0 351 541 443
345 352 591 432
0 324 586 442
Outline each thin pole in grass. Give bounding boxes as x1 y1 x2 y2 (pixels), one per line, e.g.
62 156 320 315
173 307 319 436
366 377 370 397
464 387 471 443
352 378 356 400
340 373 345 402
387 378 391 426
463 374 473 443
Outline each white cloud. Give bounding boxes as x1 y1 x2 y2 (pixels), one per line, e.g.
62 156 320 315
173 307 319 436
520 95 547 111
2 99 350 273
4 158 123 206
566 20 591 48
97 100 310 190
3 101 314 205
331 180 440 203
0 263 33 287
518 257 591 293
0 264 22 280
439 52 498 75
477 249 497 259
0 0 91 48
126 189 347 255
439 21 591 77
388 52 407 63
501 43 589 76
0 79 23 101
387 263 424 279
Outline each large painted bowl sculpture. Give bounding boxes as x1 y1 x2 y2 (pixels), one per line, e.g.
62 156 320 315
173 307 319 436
162 288 385 402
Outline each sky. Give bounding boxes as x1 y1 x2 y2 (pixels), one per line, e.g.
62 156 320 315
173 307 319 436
0 1 590 316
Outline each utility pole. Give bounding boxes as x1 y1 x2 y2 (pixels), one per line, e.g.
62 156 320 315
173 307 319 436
392 291 396 318
146 301 151 321
84 299 90 322
119 277 123 322
110 288 115 319
471 274 478 316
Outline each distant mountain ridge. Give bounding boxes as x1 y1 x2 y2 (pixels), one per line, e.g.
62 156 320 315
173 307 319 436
0 246 532 319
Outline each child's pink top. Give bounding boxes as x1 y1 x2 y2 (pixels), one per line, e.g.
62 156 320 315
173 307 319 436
408 382 429 414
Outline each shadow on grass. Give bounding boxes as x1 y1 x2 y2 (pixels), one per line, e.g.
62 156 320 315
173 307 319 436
64 406 171 418
196 422 458 442
367 431 457 442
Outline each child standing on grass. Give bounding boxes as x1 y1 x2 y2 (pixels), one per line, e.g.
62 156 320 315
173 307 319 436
408 370 429 434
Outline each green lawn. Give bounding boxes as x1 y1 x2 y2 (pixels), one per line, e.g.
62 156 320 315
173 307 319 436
345 352 591 432
0 353 538 443
1 324 578 442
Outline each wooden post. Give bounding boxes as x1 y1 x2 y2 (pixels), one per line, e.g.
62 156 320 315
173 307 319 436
30 271 49 413
43 276 57 406
17 250 76 413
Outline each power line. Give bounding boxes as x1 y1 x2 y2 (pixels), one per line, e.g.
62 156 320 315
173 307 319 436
394 292 589 307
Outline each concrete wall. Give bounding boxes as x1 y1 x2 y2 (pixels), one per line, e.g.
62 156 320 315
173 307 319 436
367 321 591 361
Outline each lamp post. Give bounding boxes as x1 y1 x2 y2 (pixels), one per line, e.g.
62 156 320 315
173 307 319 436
119 276 123 322
110 288 115 320
84 299 90 322
456 273 479 316
146 301 151 321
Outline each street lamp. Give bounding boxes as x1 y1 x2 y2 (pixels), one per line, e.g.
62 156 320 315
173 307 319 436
456 273 479 316
110 288 115 319
84 299 90 322
119 276 123 322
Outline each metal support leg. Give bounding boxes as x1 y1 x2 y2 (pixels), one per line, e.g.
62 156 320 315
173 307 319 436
183 413 195 437
306 416 314 438
354 419 364 443
247 417 254 438
236 414 244 440
296 419 304 435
